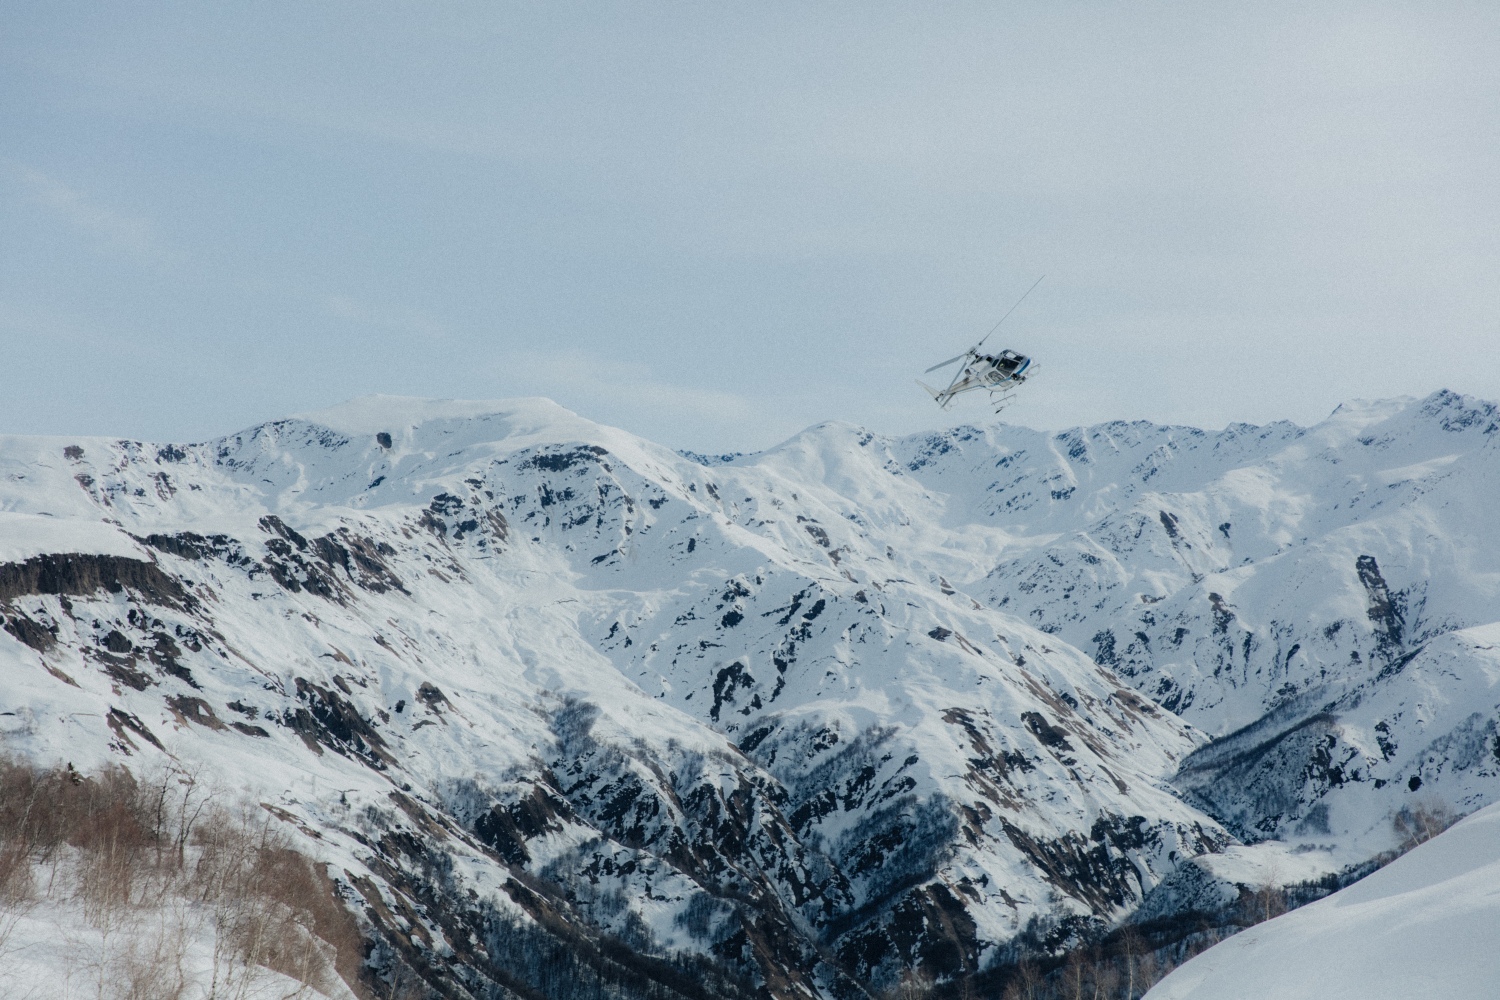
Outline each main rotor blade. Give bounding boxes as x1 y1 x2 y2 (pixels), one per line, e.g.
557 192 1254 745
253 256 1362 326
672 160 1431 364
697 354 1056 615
974 274 1045 349
941 360 969 396
924 353 967 374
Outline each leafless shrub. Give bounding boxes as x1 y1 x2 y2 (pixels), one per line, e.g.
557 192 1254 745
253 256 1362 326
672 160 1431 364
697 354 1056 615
248 843 362 993
195 805 364 998
0 755 369 998
0 757 77 864
0 859 38 974
0 840 35 906
114 905 195 1000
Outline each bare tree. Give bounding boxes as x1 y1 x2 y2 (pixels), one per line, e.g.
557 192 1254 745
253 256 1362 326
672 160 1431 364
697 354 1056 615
173 765 211 867
1137 948 1161 995
889 967 935 1000
1119 926 1145 1000
1090 957 1118 999
1014 958 1042 1000
1394 801 1456 851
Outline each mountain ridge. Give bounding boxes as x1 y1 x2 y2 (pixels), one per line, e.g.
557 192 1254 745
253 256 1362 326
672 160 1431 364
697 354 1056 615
2 388 1497 997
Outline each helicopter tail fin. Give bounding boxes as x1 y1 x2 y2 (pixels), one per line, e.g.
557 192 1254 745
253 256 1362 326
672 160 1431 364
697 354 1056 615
916 380 950 408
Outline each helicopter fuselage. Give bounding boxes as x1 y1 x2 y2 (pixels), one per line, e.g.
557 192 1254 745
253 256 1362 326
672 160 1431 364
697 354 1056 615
978 351 1031 383
920 349 1032 411
918 275 1045 414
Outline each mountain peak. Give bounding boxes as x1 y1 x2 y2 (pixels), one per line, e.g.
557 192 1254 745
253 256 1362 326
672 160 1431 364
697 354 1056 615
249 393 691 490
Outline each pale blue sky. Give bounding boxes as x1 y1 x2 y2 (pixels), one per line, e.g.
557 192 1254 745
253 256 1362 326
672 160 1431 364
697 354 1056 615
3 3 1498 452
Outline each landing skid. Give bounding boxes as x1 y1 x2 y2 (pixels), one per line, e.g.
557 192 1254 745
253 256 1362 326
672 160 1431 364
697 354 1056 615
985 365 1037 414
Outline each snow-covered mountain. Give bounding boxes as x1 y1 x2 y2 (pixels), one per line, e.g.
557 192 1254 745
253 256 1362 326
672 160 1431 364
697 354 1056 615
939 390 1500 858
2 390 1497 997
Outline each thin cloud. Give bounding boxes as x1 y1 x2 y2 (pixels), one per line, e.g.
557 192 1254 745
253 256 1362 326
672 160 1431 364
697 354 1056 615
0 299 106 348
326 295 446 341
18 168 156 258
500 348 758 433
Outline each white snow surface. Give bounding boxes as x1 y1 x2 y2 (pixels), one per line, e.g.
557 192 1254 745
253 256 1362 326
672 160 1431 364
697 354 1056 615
0 511 146 563
1145 801 1500 1000
0 885 357 1000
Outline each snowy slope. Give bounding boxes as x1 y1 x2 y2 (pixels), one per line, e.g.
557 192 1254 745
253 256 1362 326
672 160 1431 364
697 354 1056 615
0 396 1224 997
872 390 1500 854
1 895 358 1000
1144 801 1500 1000
2 390 1497 996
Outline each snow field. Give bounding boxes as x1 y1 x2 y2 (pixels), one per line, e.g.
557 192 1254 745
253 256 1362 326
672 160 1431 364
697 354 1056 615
1145 801 1500 1000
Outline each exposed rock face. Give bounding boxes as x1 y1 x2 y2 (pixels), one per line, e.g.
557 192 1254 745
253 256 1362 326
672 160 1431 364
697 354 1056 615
1 390 1498 997
0 551 189 607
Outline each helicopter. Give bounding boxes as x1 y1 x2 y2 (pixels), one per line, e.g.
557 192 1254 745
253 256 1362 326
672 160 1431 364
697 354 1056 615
918 276 1043 413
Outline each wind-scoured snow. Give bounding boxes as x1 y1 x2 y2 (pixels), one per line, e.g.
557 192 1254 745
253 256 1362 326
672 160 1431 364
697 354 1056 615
0 510 149 563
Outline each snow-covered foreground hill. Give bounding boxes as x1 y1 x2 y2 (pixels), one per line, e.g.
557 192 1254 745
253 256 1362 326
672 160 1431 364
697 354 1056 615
1 389 1497 997
1144 800 1500 1000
